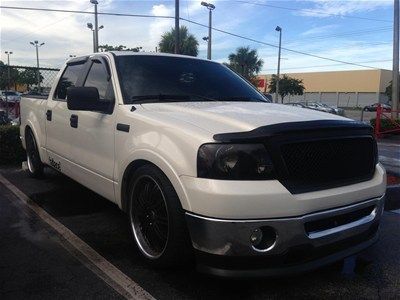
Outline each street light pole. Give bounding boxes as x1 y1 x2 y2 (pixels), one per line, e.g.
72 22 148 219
275 26 282 103
175 0 180 54
90 0 99 52
87 23 103 53
4 51 13 119
208 8 212 59
201 2 215 60
392 0 399 119
30 41 45 91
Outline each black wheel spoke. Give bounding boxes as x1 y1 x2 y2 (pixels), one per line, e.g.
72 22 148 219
143 182 151 199
155 216 168 226
136 190 147 210
153 223 167 239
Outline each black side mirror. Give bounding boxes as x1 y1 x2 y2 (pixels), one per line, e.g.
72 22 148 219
67 87 109 112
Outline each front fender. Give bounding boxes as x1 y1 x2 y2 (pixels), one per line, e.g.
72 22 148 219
116 149 191 212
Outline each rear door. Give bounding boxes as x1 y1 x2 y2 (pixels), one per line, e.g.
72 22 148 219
68 56 116 201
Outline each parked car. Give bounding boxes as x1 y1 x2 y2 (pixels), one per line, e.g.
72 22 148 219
0 109 10 125
363 103 391 112
315 102 345 116
262 93 273 102
285 102 308 108
301 102 336 114
0 91 21 103
10 117 20 126
20 52 386 277
23 90 43 96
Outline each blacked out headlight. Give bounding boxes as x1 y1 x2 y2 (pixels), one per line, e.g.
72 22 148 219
197 143 275 180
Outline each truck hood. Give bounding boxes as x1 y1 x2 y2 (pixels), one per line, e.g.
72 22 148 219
141 102 348 134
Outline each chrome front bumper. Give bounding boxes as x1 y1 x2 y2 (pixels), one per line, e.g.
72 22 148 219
186 195 385 277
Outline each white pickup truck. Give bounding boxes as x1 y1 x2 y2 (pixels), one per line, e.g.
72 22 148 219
20 52 386 277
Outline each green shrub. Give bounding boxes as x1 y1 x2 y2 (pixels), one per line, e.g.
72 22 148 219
0 125 26 165
370 118 400 133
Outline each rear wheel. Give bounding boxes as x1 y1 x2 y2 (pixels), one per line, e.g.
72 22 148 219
25 129 44 178
128 164 192 267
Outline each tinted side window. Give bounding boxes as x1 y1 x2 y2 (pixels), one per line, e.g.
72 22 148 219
84 61 114 102
54 63 85 100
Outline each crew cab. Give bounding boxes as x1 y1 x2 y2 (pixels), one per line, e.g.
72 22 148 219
20 52 386 277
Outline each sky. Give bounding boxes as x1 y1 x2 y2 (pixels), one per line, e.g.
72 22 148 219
0 0 395 74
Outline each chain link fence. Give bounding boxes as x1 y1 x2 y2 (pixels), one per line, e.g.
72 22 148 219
0 65 60 119
0 65 60 94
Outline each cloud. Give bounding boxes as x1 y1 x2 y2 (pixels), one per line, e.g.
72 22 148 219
298 0 392 18
300 24 339 36
149 4 174 49
0 0 393 74
259 40 392 74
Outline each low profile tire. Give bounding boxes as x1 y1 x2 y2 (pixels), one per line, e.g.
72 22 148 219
25 129 44 178
128 164 192 268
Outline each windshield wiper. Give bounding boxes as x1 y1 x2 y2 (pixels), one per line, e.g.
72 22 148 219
186 94 218 102
130 94 191 103
217 96 266 102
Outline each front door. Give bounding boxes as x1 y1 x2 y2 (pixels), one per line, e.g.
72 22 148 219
68 57 116 202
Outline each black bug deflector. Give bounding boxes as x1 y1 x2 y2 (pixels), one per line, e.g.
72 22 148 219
213 120 373 142
213 120 378 194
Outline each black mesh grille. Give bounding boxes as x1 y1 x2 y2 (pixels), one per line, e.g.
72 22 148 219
280 137 376 193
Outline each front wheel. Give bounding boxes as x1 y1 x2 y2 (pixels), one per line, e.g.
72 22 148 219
25 129 44 178
128 164 192 267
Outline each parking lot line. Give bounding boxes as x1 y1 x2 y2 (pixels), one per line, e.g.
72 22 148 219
0 173 155 300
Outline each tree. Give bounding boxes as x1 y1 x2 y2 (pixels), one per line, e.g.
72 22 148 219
158 26 199 57
0 61 23 90
18 69 43 89
269 74 305 103
0 61 7 89
99 44 142 52
225 46 264 84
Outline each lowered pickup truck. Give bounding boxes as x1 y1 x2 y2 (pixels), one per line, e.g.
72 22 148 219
20 52 386 277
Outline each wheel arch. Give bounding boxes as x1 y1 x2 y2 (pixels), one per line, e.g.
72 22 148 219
24 123 45 163
119 152 190 214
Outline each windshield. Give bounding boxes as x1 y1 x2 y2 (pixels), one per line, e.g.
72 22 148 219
4 92 17 96
115 55 268 104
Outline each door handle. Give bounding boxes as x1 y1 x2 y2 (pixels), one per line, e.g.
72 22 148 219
46 110 52 121
70 114 78 128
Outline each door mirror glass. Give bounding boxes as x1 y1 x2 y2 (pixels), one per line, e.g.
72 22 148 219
67 87 108 112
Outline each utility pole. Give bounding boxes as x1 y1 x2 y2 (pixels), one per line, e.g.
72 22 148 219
30 41 45 91
4 51 13 120
175 0 180 54
91 0 99 52
392 0 399 118
201 2 215 60
275 26 282 103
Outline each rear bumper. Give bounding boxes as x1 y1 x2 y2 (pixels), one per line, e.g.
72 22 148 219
186 195 385 278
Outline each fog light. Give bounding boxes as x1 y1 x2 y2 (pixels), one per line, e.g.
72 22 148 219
250 228 263 246
250 226 277 251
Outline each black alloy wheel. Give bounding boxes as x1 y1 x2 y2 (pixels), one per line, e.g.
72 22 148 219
130 175 169 259
128 164 193 267
25 129 44 178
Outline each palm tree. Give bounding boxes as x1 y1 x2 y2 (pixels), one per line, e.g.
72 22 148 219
158 26 199 57
226 46 264 82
